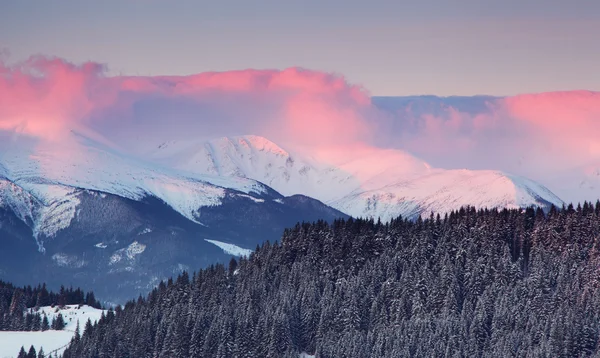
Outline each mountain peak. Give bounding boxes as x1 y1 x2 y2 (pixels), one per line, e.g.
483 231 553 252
211 135 290 157
1 131 565 226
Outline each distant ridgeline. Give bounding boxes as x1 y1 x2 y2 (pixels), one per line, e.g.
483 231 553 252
0 281 102 331
61 202 600 357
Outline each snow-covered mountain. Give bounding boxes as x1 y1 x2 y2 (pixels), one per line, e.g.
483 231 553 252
146 135 433 203
0 130 267 232
0 128 562 228
0 131 348 302
145 134 564 221
0 128 563 303
330 170 562 222
0 179 346 303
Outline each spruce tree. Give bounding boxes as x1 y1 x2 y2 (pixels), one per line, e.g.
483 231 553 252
17 346 27 358
41 315 49 331
51 313 65 330
73 320 81 343
26 346 36 358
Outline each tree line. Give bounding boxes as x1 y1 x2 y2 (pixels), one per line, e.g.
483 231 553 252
0 280 101 331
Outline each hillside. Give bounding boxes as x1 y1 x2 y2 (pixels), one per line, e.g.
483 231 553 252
63 203 600 357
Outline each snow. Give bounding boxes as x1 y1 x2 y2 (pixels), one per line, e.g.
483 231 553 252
0 131 566 229
235 193 265 203
0 331 73 358
0 305 104 358
0 131 268 231
31 305 104 332
147 135 356 202
299 353 315 358
51 253 86 268
125 241 146 259
30 185 81 244
205 239 253 257
109 253 122 265
0 180 82 251
108 241 146 266
138 227 152 235
145 135 564 221
332 169 564 222
0 179 38 227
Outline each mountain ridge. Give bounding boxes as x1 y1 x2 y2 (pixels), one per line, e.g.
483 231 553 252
145 134 564 220
0 131 564 228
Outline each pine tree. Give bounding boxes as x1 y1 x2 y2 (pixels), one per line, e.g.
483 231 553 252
41 315 49 331
17 347 27 358
0 280 98 332
83 318 93 337
26 345 36 358
51 313 65 330
73 320 81 343
31 313 41 331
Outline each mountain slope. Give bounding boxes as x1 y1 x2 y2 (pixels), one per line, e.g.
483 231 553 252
61 207 600 358
146 135 563 220
0 131 268 228
0 133 348 303
332 169 562 221
0 131 563 226
0 181 346 303
0 130 562 302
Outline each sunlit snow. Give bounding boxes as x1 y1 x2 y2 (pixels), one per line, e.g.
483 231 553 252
0 132 564 228
147 135 563 221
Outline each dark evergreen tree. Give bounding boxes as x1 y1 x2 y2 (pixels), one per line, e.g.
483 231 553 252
17 347 27 358
0 280 101 332
57 205 600 357
26 345 36 358
73 320 81 343
41 315 49 331
51 313 65 330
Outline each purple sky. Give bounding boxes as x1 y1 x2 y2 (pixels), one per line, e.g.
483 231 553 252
1 0 599 95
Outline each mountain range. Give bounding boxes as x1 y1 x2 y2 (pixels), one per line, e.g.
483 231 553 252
146 134 563 221
0 127 563 302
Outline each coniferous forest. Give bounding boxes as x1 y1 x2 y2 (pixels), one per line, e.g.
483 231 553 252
0 281 102 331
59 203 600 357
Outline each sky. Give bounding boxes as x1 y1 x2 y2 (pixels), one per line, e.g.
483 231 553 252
1 0 600 96
1 0 600 205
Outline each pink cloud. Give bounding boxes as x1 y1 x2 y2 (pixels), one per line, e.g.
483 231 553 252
503 91 600 155
377 92 600 203
0 56 113 140
0 56 373 152
2 55 600 204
